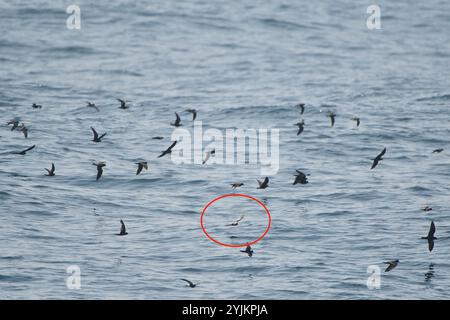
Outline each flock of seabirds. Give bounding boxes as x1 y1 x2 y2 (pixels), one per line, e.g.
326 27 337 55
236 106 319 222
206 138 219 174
3 100 443 288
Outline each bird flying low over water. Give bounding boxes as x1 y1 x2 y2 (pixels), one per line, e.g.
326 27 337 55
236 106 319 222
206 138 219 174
158 141 177 158
432 148 444 153
203 149 215 164
257 177 269 189
136 161 148 175
117 220 128 236
422 221 437 252
171 112 182 127
181 279 198 288
351 117 360 127
91 127 107 143
13 145 35 155
32 103 42 109
185 108 197 121
327 111 336 127
231 183 244 189
45 163 55 176
371 147 386 169
293 170 309 185
86 101 99 112
295 120 305 136
93 161 106 180
422 206 433 212
384 260 399 272
240 245 253 257
296 103 305 114
227 215 244 226
116 98 129 109
152 136 164 140
7 119 19 131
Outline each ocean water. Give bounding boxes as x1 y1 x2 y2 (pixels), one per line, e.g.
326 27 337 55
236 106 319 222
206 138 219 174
1 0 450 299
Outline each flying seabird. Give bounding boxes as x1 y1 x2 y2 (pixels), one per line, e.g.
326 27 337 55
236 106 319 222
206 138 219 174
117 220 128 236
181 279 198 288
422 206 433 212
152 136 164 140
136 161 148 175
171 112 182 127
296 103 305 114
231 183 244 189
227 215 244 226
327 111 336 127
257 177 269 189
351 117 360 127
421 221 437 252
93 161 106 180
86 101 99 112
32 103 42 109
91 127 107 143
384 260 399 272
295 120 305 136
371 147 386 169
116 98 129 109
13 145 35 155
293 170 309 185
203 149 215 164
158 141 177 158
240 245 253 257
7 119 19 131
432 148 444 154
45 163 55 176
185 108 197 121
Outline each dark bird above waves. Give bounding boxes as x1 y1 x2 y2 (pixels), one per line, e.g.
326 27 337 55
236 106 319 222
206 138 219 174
295 120 305 136
181 279 198 288
293 170 309 185
421 221 437 252
327 111 336 127
45 163 55 176
432 148 444 154
32 103 42 109
351 117 360 127
296 103 305 114
116 98 129 109
171 112 182 127
91 127 107 143
240 245 253 257
93 161 106 180
86 101 99 112
257 177 269 189
231 183 244 189
117 220 128 236
185 108 197 121
158 141 177 158
13 145 35 155
371 147 386 169
384 260 399 272
7 119 19 131
136 161 148 175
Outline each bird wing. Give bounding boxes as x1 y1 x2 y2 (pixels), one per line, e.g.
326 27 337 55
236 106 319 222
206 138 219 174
331 116 335 127
379 147 387 158
370 159 379 170
136 163 143 175
428 239 434 252
168 141 177 151
192 111 197 120
116 98 125 104
428 221 436 238
24 145 36 152
51 163 55 173
91 127 98 140
181 279 194 286
96 166 103 180
120 220 126 234
384 263 394 272
237 215 244 222
262 177 269 187
99 133 107 140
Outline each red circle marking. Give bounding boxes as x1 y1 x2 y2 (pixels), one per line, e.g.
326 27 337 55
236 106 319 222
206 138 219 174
200 193 271 248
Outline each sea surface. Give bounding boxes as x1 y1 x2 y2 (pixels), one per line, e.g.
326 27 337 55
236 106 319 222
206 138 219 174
1 0 450 299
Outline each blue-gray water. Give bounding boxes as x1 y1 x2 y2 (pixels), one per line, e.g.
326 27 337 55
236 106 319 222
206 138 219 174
1 0 450 299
